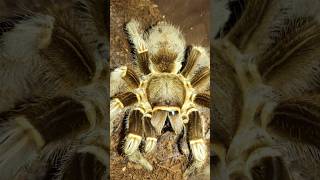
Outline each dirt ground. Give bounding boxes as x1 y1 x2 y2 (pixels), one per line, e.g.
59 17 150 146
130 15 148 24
110 0 210 179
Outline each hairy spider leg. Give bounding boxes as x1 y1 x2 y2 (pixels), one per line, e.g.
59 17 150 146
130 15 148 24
184 110 207 178
193 93 210 108
110 66 140 125
180 46 210 80
123 108 153 170
143 114 157 153
0 96 101 179
125 19 150 74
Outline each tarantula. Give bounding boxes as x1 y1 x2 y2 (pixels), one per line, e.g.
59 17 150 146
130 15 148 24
111 19 210 175
0 0 108 179
213 0 320 179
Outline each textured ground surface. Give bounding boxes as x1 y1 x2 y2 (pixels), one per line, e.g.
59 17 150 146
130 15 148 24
110 0 210 179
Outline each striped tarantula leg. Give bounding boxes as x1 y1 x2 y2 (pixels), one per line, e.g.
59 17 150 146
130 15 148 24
62 152 106 180
181 46 201 77
0 96 96 179
125 19 151 74
124 109 144 155
142 110 175 155
110 92 138 134
190 67 210 89
124 109 153 170
188 110 207 162
23 97 95 143
111 92 138 120
193 93 210 108
143 115 157 153
181 46 209 78
60 124 108 179
110 98 124 121
111 66 140 89
184 110 207 178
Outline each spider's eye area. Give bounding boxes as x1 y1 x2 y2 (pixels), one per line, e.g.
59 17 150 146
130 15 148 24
169 111 178 116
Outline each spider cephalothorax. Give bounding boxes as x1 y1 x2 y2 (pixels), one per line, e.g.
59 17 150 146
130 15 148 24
111 19 210 175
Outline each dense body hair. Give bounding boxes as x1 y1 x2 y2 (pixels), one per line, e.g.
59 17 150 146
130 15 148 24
0 0 108 179
212 0 320 179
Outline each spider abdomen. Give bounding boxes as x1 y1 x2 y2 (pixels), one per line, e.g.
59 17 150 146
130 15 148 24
146 74 185 109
